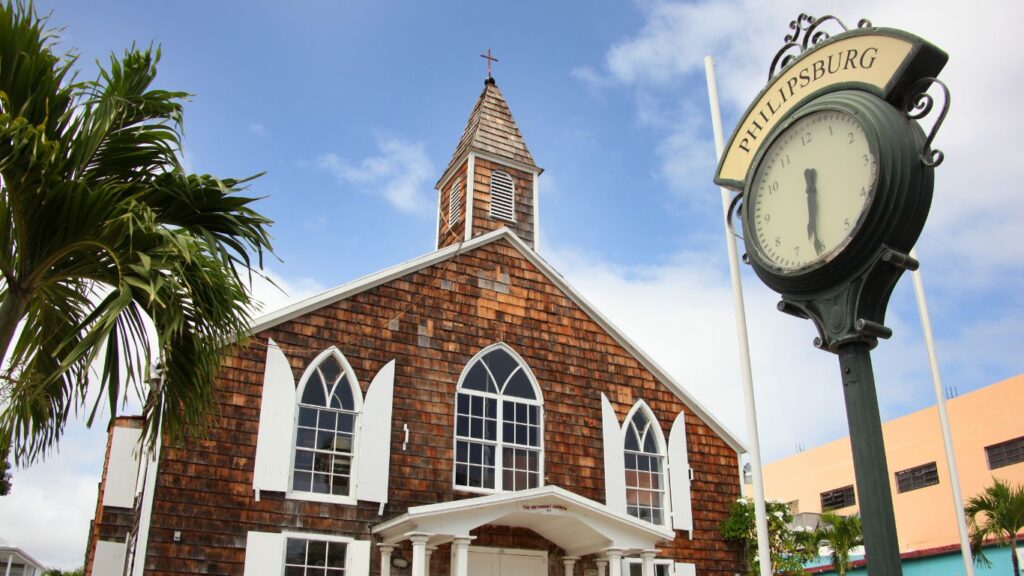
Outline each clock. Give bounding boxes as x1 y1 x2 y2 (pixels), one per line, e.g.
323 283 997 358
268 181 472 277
741 90 933 295
748 109 878 274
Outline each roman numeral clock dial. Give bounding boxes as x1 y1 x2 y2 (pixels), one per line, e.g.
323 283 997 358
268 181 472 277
750 110 878 274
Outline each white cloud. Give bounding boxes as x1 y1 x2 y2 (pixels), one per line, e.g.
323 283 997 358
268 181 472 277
247 267 327 316
248 123 268 138
0 419 107 570
317 136 434 214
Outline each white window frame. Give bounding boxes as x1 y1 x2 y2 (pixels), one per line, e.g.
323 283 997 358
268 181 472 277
282 532 358 575
488 170 516 222
622 400 671 528
623 557 674 576
287 347 363 506
452 343 544 494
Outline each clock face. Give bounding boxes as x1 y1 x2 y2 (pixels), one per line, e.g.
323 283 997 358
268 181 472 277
749 110 879 274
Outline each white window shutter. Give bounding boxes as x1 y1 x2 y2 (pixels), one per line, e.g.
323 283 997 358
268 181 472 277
102 426 143 508
668 410 694 534
346 540 372 576
672 562 697 576
91 540 127 575
354 360 396 503
601 393 626 513
253 339 297 494
243 531 285 576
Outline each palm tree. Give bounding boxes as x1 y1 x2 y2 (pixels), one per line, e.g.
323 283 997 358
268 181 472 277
816 512 864 576
964 478 1024 575
0 2 273 462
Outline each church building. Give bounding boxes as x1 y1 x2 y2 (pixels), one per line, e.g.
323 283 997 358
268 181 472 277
83 76 746 576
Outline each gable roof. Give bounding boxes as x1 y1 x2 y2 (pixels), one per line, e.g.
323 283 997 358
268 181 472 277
436 78 540 189
249 228 746 454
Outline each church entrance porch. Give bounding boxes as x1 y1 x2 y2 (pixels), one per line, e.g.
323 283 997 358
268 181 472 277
372 485 674 576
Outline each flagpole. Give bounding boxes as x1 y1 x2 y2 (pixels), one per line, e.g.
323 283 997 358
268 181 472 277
705 55 772 576
909 247 975 576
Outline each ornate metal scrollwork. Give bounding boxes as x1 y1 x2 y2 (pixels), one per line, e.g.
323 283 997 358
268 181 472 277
725 191 744 241
768 14 874 80
903 77 950 167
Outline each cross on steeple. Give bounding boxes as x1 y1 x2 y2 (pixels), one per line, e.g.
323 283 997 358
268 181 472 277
480 49 498 79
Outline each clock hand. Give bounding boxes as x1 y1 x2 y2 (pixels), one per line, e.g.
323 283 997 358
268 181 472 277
805 168 824 256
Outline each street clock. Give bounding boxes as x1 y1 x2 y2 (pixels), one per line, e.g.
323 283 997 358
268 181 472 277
712 14 950 576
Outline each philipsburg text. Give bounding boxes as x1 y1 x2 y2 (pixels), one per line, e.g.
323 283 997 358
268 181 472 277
738 47 879 153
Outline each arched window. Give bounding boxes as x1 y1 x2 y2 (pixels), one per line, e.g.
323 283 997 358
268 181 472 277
292 348 363 497
624 403 667 525
454 344 542 491
489 170 515 221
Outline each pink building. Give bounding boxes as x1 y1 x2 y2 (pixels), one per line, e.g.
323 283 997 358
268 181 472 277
760 374 1024 555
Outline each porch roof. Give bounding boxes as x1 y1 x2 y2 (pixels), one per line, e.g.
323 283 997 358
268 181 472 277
372 485 675 558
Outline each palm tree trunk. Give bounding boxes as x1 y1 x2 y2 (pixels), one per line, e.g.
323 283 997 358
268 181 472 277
0 289 29 371
1011 534 1019 576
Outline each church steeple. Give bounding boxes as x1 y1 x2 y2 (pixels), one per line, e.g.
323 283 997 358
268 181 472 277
435 77 542 251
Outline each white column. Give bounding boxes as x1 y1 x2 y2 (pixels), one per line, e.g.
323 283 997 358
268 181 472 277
426 546 436 574
595 559 608 576
379 544 394 576
640 550 656 576
5 554 13 576
410 535 430 576
563 556 578 576
605 549 623 576
451 536 474 576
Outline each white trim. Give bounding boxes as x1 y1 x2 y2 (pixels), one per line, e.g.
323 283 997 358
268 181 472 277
532 170 540 250
287 347 363 504
248 227 746 454
452 343 544 493
434 176 442 250
465 153 476 241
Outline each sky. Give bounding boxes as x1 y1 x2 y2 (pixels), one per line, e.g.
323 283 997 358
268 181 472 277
1 0 1022 569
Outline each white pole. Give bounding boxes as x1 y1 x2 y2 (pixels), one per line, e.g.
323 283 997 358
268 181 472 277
704 55 772 576
909 247 975 576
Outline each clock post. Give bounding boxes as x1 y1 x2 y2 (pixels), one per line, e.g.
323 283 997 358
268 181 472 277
713 14 950 575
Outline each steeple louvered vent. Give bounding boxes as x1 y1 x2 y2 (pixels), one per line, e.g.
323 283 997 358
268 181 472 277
449 179 463 225
489 170 515 222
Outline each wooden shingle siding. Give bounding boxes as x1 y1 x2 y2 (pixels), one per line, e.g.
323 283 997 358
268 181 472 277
118 238 742 575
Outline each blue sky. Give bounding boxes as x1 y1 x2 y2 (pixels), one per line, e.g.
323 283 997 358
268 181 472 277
2 0 1023 569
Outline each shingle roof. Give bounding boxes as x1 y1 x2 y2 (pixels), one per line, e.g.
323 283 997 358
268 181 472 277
436 78 539 188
